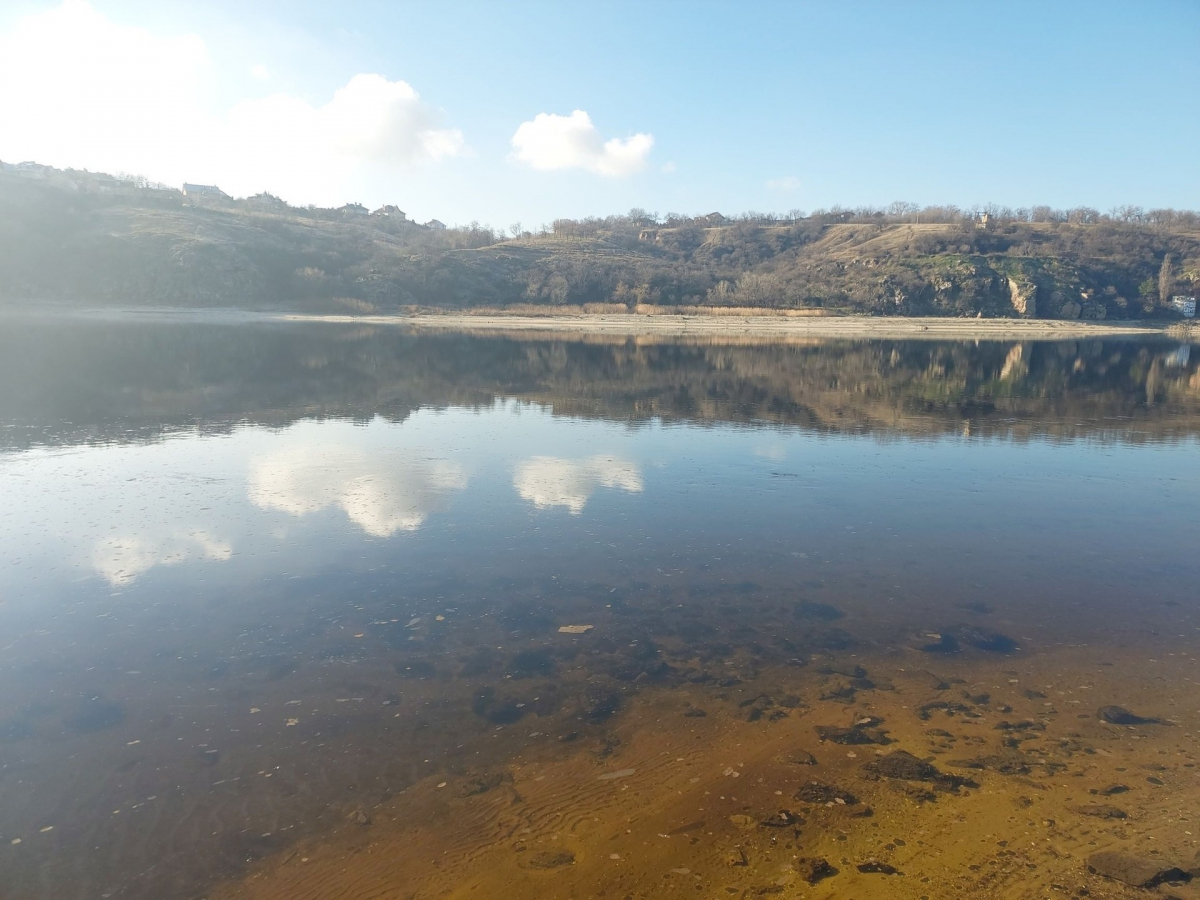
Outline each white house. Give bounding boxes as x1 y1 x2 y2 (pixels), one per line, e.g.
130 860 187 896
1170 296 1196 318
182 183 227 197
425 219 447 230
372 204 406 219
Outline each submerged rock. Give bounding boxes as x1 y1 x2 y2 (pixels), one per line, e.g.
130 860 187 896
1097 705 1166 726
946 751 1032 776
857 860 899 875
758 809 802 828
522 850 576 869
794 780 858 805
861 750 977 790
795 601 844 621
1073 804 1128 819
1086 851 1189 887
793 857 837 884
783 750 818 766
815 724 890 745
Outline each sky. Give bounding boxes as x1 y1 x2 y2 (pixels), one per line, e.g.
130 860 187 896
0 0 1197 227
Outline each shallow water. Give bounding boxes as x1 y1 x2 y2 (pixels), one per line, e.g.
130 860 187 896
1 319 1199 900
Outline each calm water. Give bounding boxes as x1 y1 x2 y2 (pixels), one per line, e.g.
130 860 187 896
1 318 1199 899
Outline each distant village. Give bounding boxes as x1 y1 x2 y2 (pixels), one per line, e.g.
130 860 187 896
0 159 446 229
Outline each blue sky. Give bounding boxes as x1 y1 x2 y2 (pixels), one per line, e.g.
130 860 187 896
1 0 1197 226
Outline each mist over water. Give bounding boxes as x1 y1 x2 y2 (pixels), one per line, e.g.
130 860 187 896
1 318 1199 900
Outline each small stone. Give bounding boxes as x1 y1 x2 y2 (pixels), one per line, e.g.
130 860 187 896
725 846 748 867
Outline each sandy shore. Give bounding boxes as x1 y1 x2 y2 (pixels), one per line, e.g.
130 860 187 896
283 312 1183 340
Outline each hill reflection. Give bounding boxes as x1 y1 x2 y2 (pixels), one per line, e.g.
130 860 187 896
1 318 1197 448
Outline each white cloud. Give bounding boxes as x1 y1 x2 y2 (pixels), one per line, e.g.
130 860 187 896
513 455 643 514
92 529 232 586
0 2 463 204
510 110 652 178
767 176 802 192
247 445 467 536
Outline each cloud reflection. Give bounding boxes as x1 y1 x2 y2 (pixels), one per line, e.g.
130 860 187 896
247 446 467 536
92 529 232 586
513 455 643 514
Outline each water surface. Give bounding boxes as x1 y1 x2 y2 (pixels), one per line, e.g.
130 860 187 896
2 319 1199 899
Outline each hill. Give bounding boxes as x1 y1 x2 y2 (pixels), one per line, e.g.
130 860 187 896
1 165 1198 319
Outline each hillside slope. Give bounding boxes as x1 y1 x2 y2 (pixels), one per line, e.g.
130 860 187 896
2 170 1197 318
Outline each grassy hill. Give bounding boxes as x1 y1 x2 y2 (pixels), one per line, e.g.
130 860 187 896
2 167 1198 319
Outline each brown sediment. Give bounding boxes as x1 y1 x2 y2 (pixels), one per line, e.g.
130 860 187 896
209 644 1200 900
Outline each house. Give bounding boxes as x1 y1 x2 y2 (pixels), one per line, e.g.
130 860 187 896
182 183 227 197
372 205 406 220
245 192 288 210
976 212 991 229
338 202 369 217
1170 296 1196 318
425 219 447 230
697 212 726 226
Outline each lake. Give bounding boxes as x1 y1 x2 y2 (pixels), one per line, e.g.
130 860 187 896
2 316 1199 900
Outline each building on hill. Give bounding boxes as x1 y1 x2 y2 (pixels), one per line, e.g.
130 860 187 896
425 219 447 230
1170 296 1196 318
339 202 369 217
372 205 406 219
246 192 288 211
697 212 727 226
182 183 227 197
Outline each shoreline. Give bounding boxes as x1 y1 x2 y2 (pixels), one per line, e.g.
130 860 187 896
3 306 1191 340
288 312 1185 340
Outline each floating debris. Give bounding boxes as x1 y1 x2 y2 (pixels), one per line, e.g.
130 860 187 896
557 625 593 634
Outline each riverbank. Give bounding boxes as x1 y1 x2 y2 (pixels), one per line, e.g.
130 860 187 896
285 312 1186 341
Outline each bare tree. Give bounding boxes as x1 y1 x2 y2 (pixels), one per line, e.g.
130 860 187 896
1159 253 1175 307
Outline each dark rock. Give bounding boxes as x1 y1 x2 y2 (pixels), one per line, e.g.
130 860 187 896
1086 851 1189 887
994 719 1045 732
817 662 866 678
758 809 802 828
794 857 838 884
919 634 960 654
683 708 707 718
947 751 1031 776
1073 804 1128 819
819 683 857 702
523 850 576 869
815 724 890 745
1095 784 1129 796
1097 706 1166 726
463 772 508 796
725 846 748 867
794 780 858 805
856 860 899 875
583 691 621 723
784 750 817 766
862 750 977 790
795 601 844 621
1023 689 1047 700
952 626 1019 653
917 700 979 721
508 647 556 678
